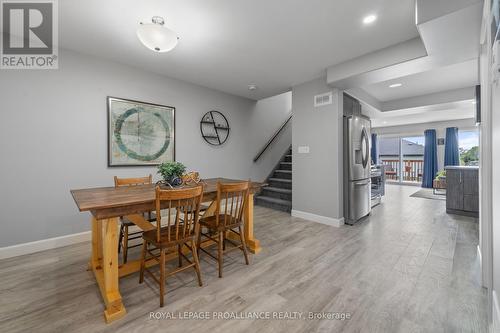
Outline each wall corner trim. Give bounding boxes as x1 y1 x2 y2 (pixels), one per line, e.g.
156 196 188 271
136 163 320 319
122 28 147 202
0 231 91 260
477 245 482 269
291 209 345 227
493 290 500 333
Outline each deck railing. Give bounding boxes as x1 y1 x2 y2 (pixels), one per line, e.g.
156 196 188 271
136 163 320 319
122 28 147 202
381 158 424 183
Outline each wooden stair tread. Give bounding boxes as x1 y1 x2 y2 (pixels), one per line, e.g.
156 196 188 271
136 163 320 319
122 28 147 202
255 196 292 206
269 178 292 183
263 187 292 194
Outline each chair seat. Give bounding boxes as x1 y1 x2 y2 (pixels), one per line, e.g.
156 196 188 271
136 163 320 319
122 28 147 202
143 226 194 247
199 214 243 231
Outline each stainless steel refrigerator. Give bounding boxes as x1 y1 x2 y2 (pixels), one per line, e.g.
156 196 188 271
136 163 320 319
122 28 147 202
343 115 371 224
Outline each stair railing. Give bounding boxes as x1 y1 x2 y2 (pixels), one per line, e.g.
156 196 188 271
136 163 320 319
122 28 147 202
253 114 292 162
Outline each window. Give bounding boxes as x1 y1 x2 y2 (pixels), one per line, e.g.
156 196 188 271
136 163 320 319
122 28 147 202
458 130 479 166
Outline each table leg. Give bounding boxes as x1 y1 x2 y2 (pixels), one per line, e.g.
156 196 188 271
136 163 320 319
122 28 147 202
89 217 102 270
244 193 261 254
90 217 126 323
203 200 217 217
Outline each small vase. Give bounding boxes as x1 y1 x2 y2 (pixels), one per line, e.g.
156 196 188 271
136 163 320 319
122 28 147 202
167 176 182 187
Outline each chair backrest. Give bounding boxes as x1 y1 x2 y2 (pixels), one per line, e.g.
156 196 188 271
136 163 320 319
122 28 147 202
114 175 152 187
215 181 250 228
155 185 204 243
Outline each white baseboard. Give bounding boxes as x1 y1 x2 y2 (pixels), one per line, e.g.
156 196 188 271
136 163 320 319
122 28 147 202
493 290 500 333
0 231 91 260
291 209 344 227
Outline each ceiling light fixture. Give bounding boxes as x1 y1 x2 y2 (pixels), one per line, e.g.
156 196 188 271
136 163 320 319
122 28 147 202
389 83 403 88
137 16 178 53
363 14 377 25
248 84 258 91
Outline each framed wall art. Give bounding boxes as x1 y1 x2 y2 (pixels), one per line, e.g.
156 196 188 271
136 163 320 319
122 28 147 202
107 97 175 166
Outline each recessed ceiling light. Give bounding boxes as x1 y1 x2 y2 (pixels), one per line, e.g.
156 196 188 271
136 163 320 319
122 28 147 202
248 84 258 91
389 83 403 88
363 15 377 25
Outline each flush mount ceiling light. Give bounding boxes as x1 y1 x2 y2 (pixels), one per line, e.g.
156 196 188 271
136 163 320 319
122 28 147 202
363 14 377 25
389 83 403 88
248 84 258 91
137 16 178 53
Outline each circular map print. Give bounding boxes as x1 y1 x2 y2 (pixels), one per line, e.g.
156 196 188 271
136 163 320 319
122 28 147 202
114 107 170 161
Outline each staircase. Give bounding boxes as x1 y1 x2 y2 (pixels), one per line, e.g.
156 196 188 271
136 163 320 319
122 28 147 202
255 147 292 212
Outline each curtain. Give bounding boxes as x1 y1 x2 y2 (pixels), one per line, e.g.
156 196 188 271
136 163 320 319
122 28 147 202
422 129 438 188
371 133 378 165
444 127 460 166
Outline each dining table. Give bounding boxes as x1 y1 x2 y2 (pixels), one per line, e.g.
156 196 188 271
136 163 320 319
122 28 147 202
70 178 265 323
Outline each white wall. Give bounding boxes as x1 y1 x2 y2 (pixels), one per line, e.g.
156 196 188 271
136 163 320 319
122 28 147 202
0 49 289 247
372 118 477 171
477 0 498 329
291 78 343 222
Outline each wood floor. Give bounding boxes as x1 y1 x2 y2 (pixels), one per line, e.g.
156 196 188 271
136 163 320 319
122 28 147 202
0 185 487 332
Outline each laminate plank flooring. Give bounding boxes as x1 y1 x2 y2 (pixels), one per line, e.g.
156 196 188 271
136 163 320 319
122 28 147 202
0 185 487 332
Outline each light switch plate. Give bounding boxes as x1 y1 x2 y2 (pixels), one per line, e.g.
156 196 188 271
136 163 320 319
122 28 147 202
298 146 310 154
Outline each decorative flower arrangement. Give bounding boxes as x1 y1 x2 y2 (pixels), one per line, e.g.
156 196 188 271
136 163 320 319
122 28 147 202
157 161 186 187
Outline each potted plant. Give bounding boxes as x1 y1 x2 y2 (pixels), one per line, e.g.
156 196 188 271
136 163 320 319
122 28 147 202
157 161 186 187
435 170 446 180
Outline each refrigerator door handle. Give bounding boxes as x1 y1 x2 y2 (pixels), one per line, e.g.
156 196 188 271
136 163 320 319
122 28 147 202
361 127 369 169
353 180 370 186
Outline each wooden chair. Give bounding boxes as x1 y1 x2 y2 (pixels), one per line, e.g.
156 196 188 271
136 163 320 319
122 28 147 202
139 185 204 307
114 175 153 263
197 181 250 278
405 165 412 181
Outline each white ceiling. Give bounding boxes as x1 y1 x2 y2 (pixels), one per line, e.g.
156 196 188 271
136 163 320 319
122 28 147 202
337 0 483 128
365 100 476 128
55 0 418 100
362 59 478 102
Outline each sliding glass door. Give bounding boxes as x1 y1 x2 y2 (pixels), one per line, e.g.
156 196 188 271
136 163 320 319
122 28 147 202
378 137 400 182
401 136 425 184
379 135 425 185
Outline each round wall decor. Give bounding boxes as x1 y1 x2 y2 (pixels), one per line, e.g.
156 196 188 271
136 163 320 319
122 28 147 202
200 111 230 145
114 107 171 161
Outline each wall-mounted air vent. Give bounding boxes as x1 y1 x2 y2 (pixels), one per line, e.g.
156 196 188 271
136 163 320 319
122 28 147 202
314 92 332 107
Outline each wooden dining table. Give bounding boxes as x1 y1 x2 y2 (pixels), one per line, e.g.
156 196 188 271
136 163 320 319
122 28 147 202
70 178 264 323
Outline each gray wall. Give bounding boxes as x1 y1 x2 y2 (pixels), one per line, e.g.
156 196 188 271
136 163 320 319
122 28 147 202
0 49 288 247
372 118 477 172
249 92 292 181
292 77 343 220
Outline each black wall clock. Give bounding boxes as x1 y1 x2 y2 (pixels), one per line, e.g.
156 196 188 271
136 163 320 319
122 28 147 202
200 111 230 145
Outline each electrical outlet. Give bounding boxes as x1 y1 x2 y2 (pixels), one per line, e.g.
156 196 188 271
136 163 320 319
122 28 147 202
298 146 310 154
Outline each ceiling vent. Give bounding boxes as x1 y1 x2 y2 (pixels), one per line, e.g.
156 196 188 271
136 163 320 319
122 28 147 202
314 92 333 107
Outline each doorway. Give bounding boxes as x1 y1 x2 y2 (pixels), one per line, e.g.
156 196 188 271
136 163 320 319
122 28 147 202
379 135 425 185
